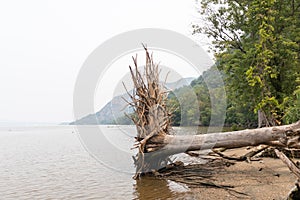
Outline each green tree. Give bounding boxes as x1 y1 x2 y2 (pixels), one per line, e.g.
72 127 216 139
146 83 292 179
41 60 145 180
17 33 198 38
168 66 226 127
194 0 300 126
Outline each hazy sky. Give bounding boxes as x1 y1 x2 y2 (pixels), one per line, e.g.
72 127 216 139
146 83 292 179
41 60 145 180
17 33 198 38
0 0 212 123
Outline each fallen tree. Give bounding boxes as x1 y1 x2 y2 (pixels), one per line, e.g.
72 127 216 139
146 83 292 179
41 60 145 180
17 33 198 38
126 47 300 197
147 122 300 154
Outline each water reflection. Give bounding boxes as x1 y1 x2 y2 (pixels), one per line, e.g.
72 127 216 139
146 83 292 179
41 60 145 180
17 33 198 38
134 177 174 200
134 176 190 200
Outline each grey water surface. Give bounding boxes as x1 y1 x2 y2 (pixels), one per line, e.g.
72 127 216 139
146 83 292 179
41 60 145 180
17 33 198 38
0 125 216 199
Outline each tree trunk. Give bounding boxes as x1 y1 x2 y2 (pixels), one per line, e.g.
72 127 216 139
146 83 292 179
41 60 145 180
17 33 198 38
145 120 300 158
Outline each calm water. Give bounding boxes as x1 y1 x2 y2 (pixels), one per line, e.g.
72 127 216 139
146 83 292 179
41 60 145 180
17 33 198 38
0 125 221 199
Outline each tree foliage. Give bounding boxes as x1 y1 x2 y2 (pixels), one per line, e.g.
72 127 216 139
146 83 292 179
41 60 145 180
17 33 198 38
168 66 227 127
193 0 300 126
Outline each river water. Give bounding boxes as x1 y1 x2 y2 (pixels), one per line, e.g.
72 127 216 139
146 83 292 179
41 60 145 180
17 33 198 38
0 125 220 199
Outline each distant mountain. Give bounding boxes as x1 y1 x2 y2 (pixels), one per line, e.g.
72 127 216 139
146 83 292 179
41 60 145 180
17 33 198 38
164 77 194 90
70 77 194 125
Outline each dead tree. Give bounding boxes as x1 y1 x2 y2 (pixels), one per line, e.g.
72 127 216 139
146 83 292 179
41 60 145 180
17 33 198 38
127 46 300 180
126 46 173 178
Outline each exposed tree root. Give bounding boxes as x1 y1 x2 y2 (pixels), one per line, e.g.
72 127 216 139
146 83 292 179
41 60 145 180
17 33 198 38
127 45 172 179
152 159 248 198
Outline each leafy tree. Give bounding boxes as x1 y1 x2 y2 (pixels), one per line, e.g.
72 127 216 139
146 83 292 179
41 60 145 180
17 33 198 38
168 66 226 127
193 0 300 126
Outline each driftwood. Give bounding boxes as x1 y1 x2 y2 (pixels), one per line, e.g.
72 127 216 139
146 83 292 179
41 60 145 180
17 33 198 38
275 149 300 199
127 47 300 187
275 149 300 179
212 145 268 162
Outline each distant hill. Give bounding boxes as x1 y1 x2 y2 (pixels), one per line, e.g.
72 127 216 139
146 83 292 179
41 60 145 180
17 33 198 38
70 77 194 125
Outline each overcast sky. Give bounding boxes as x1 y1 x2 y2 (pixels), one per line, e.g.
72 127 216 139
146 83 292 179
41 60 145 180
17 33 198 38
0 0 212 124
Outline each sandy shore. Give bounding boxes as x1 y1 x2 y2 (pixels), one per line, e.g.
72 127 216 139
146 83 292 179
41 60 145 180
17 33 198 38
167 148 298 199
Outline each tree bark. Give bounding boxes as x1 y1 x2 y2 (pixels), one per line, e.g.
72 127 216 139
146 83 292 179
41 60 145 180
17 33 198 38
145 121 300 158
